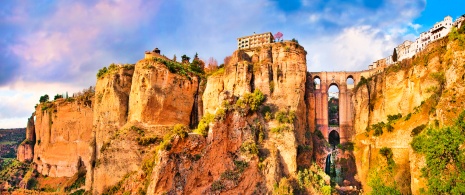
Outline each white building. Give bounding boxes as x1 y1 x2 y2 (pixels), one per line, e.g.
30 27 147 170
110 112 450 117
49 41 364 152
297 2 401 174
369 15 459 70
237 32 274 49
415 16 453 53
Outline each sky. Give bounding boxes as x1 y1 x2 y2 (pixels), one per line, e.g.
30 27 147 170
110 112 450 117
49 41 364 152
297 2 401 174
0 0 464 128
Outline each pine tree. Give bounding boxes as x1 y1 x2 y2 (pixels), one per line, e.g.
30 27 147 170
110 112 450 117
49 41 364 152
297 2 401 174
392 48 398 62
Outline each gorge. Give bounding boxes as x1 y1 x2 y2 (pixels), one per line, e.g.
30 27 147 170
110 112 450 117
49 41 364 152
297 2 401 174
8 26 465 194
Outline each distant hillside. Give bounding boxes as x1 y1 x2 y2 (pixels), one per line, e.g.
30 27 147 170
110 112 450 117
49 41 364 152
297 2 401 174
0 128 26 158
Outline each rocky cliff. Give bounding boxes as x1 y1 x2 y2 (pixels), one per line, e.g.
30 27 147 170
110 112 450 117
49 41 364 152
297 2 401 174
352 37 465 194
33 95 93 178
14 31 465 194
17 115 35 162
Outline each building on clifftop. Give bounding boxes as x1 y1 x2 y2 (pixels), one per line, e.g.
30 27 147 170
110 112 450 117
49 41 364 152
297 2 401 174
237 32 274 49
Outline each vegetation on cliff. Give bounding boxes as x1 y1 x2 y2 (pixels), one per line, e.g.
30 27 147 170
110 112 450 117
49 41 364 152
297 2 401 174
411 110 465 194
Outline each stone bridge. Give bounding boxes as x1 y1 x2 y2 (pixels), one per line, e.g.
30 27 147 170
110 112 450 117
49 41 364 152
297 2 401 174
308 70 376 143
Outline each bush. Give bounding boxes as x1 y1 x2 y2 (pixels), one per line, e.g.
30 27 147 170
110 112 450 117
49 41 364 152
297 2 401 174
270 125 289 134
379 147 393 159
136 137 159 146
96 67 108 78
411 111 465 194
315 130 324 139
211 180 224 191
54 94 63 100
387 113 402 122
39 94 49 103
273 177 294 195
221 170 239 181
275 110 296 124
194 113 214 137
240 140 258 155
410 124 426 137
368 172 401 195
234 160 249 173
215 108 226 121
405 113 412 121
172 124 188 139
236 89 266 112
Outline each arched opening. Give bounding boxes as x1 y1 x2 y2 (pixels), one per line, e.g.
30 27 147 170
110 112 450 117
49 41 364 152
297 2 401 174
328 130 340 147
313 76 321 89
328 84 339 127
346 75 355 89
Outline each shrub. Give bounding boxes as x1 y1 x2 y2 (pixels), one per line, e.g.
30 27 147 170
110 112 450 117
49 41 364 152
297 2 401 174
368 172 401 195
371 122 385 136
96 67 108 78
39 94 49 103
221 170 239 181
405 113 412 121
315 130 324 139
379 147 393 159
211 180 224 191
411 112 465 194
194 113 214 136
172 124 188 139
240 140 258 155
236 89 266 112
54 94 63 100
387 113 402 122
136 137 159 146
215 108 226 121
275 110 296 124
234 160 249 173
410 124 426 137
130 126 145 136
270 125 289 134
273 177 294 195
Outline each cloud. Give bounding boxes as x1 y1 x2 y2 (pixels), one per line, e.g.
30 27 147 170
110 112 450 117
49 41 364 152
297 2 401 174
0 0 428 127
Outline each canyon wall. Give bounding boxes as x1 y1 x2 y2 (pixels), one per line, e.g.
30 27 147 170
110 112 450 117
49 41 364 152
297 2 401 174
33 98 93 178
17 115 35 162
351 38 465 194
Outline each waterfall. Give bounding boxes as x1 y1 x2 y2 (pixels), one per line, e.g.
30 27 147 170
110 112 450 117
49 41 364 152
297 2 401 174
325 153 331 175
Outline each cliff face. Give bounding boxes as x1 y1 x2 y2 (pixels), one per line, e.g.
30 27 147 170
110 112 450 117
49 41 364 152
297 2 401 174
128 59 199 126
351 38 465 194
33 98 93 178
16 34 465 194
91 61 201 194
17 115 35 162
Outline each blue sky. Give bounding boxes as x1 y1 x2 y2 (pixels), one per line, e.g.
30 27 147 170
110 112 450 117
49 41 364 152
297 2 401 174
0 0 464 128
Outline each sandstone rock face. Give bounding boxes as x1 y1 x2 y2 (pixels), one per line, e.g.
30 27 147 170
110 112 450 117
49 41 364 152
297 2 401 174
202 42 309 179
128 59 199 126
351 39 465 194
92 61 201 194
33 99 93 178
93 67 134 155
91 66 135 192
17 115 35 162
147 113 264 194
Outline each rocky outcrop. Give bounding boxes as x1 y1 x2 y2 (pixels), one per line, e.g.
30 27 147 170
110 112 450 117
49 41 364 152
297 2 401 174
201 41 310 190
92 60 201 194
33 98 93 178
128 59 199 126
17 115 35 162
351 39 465 194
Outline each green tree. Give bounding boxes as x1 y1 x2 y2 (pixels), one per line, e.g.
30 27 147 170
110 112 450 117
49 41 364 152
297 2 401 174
39 94 49 103
392 48 398 62
410 111 465 194
54 94 63 100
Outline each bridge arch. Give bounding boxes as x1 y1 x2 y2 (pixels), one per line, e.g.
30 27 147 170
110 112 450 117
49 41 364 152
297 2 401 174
309 71 359 143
